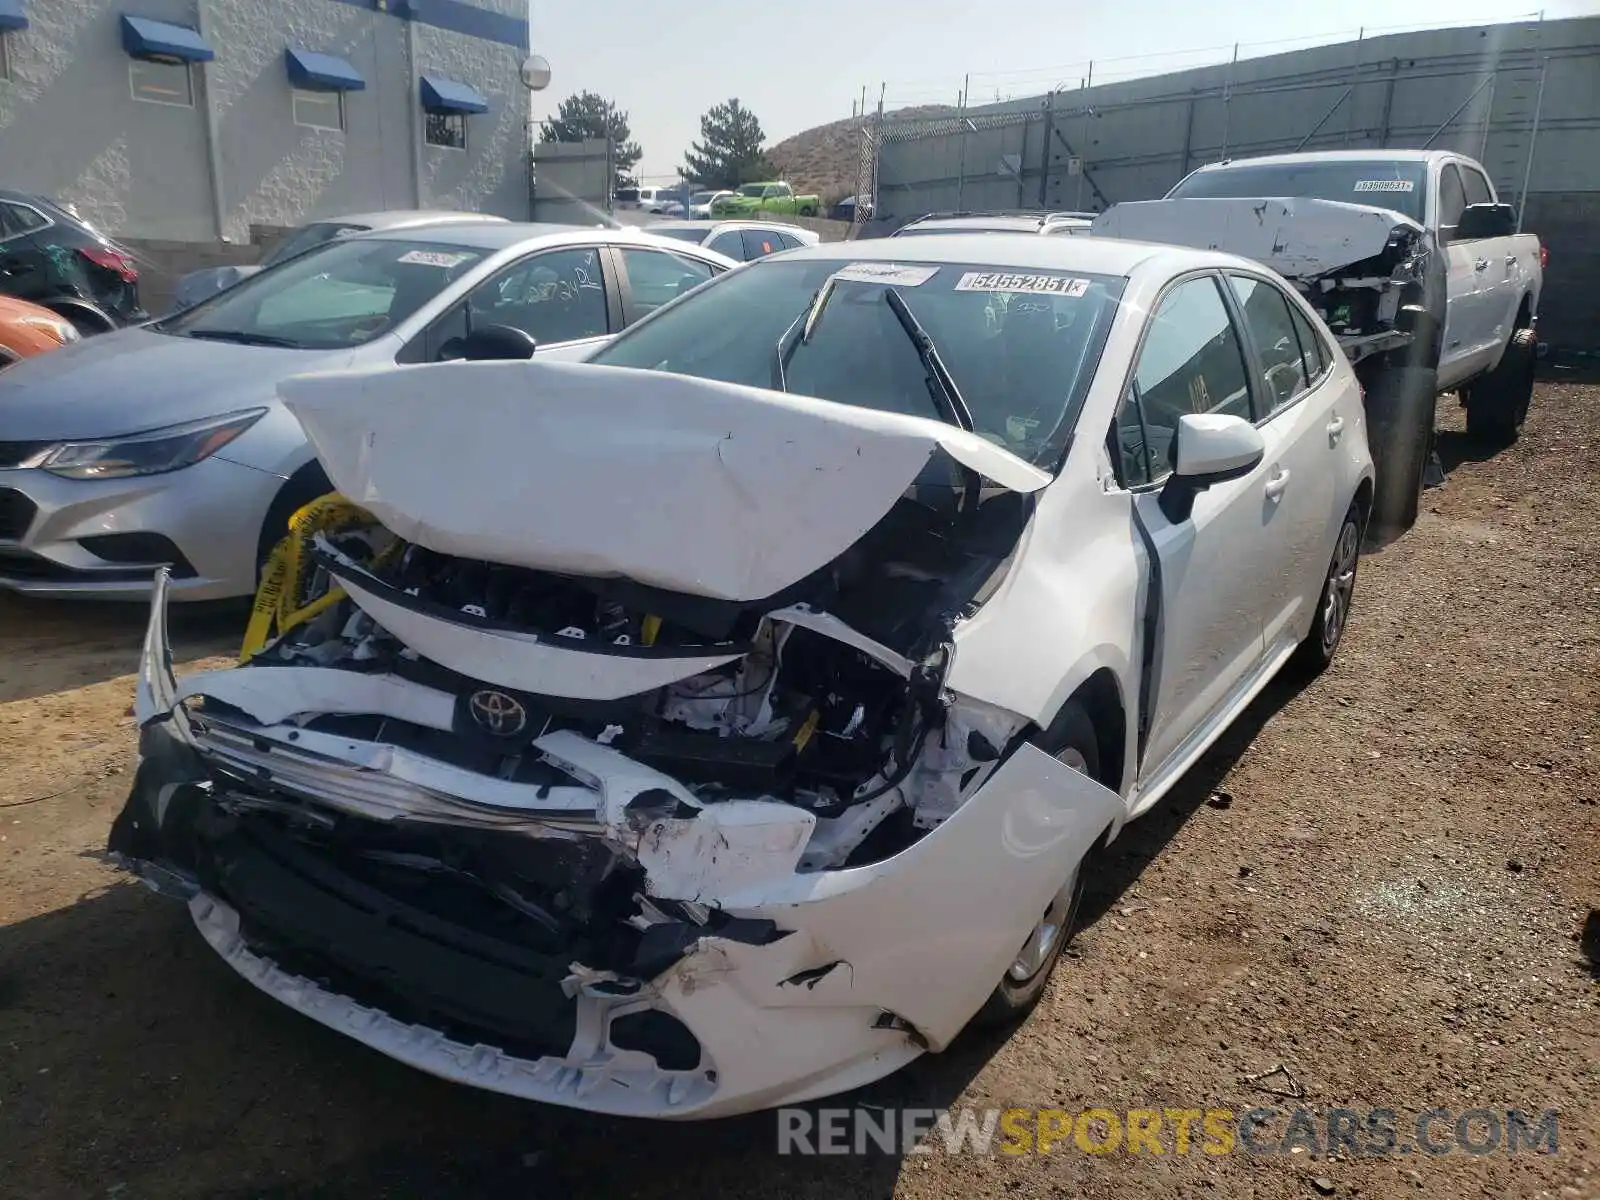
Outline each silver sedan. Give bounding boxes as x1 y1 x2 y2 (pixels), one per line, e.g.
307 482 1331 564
0 223 733 601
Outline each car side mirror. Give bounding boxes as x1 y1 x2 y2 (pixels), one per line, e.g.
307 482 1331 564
1158 413 1266 523
1456 202 1516 240
457 324 537 361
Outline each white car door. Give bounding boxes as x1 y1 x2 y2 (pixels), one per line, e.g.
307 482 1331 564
1437 162 1495 387
1223 272 1342 655
1114 274 1268 778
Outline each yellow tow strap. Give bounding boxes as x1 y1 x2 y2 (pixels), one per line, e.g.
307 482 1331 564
239 492 380 663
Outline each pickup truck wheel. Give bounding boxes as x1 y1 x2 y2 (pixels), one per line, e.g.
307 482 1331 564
1360 363 1434 541
1464 327 1536 446
971 702 1101 1029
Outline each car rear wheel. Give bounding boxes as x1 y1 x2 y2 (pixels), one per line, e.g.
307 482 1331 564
1291 500 1363 676
1464 327 1536 446
971 702 1100 1028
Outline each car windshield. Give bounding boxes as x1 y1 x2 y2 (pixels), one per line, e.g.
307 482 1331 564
691 192 716 205
155 236 487 350
590 258 1127 471
1168 159 1429 221
737 184 767 197
262 222 371 268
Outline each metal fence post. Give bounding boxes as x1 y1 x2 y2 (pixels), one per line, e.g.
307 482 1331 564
955 75 970 212
1220 43 1238 160
1516 56 1548 232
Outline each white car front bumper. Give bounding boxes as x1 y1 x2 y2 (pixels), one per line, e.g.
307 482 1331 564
115 570 1122 1119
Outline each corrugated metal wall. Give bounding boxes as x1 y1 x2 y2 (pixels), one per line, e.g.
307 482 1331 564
871 16 1600 348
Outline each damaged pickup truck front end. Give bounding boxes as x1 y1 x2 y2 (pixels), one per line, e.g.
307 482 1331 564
109 359 1122 1119
1092 197 1436 364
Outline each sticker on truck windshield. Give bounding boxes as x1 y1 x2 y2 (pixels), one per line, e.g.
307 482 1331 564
830 263 940 286
954 272 1091 296
1352 180 1415 193
396 249 476 268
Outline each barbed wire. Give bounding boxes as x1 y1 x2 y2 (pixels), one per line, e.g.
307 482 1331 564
871 9 1548 109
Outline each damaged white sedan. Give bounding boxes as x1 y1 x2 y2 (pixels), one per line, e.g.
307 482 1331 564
110 236 1374 1119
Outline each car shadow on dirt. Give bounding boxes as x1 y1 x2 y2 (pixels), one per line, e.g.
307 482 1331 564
0 673 1314 1200
0 594 244 704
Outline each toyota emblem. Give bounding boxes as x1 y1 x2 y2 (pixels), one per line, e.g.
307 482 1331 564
468 689 528 737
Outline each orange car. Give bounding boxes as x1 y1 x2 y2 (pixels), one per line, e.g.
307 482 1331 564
0 294 80 368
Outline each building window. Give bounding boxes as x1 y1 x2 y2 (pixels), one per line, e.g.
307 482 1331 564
130 58 193 107
425 111 467 150
292 88 344 131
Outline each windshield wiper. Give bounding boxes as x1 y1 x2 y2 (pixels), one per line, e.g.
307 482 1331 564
882 288 975 433
771 278 839 392
185 328 304 349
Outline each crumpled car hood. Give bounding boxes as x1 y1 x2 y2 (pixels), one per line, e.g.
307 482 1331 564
279 359 1051 604
1092 196 1425 279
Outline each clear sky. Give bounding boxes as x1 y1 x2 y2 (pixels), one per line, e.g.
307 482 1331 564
527 2 1594 182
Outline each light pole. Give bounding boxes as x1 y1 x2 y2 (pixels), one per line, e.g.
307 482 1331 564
521 53 552 218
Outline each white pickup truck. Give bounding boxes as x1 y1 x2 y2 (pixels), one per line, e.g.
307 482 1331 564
1094 149 1544 537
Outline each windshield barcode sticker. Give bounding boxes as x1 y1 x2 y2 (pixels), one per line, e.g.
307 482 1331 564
1352 180 1415 192
830 263 940 286
955 272 1091 296
396 250 476 268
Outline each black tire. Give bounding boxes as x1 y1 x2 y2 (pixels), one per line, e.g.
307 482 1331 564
255 464 332 580
1290 500 1364 677
971 701 1101 1028
1360 362 1435 542
40 299 117 337
1464 327 1536 447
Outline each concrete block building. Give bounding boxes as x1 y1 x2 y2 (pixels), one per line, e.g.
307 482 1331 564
0 0 532 246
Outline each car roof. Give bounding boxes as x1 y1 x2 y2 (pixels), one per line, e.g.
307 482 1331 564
782 231 1249 278
361 220 602 250
1191 149 1453 172
318 209 510 229
900 211 1096 233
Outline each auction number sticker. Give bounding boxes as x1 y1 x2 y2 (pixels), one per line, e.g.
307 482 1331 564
1352 180 1415 193
954 272 1091 296
830 263 940 286
396 249 476 268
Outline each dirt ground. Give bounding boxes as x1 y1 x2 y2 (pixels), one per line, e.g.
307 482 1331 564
1 383 1596 1200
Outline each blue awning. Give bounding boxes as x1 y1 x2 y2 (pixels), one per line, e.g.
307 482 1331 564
419 74 488 115
120 14 213 62
0 1 28 33
285 47 366 92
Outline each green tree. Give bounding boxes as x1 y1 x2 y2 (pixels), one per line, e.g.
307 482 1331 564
538 90 643 189
681 98 772 190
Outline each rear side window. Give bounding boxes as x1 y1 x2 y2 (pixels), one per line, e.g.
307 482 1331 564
707 230 745 260
741 229 781 259
621 247 715 316
1227 274 1310 416
1287 302 1327 382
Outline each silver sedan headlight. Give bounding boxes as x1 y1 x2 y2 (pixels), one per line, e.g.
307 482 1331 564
26 409 268 480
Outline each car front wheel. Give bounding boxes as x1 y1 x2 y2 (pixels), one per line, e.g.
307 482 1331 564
972 702 1100 1027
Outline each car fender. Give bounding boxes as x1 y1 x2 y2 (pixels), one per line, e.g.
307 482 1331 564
946 478 1142 784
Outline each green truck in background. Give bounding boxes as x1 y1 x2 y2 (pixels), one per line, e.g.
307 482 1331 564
710 181 821 218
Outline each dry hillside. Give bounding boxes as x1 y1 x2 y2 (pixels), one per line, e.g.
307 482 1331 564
767 105 955 204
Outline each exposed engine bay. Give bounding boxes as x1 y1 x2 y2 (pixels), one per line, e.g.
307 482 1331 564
1092 196 1434 364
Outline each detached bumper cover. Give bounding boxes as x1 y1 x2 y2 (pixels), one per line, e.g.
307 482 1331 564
114 571 1122 1118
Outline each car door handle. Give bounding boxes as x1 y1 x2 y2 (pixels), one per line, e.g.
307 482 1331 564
1264 469 1292 500
1474 258 1490 272
1326 415 1345 444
